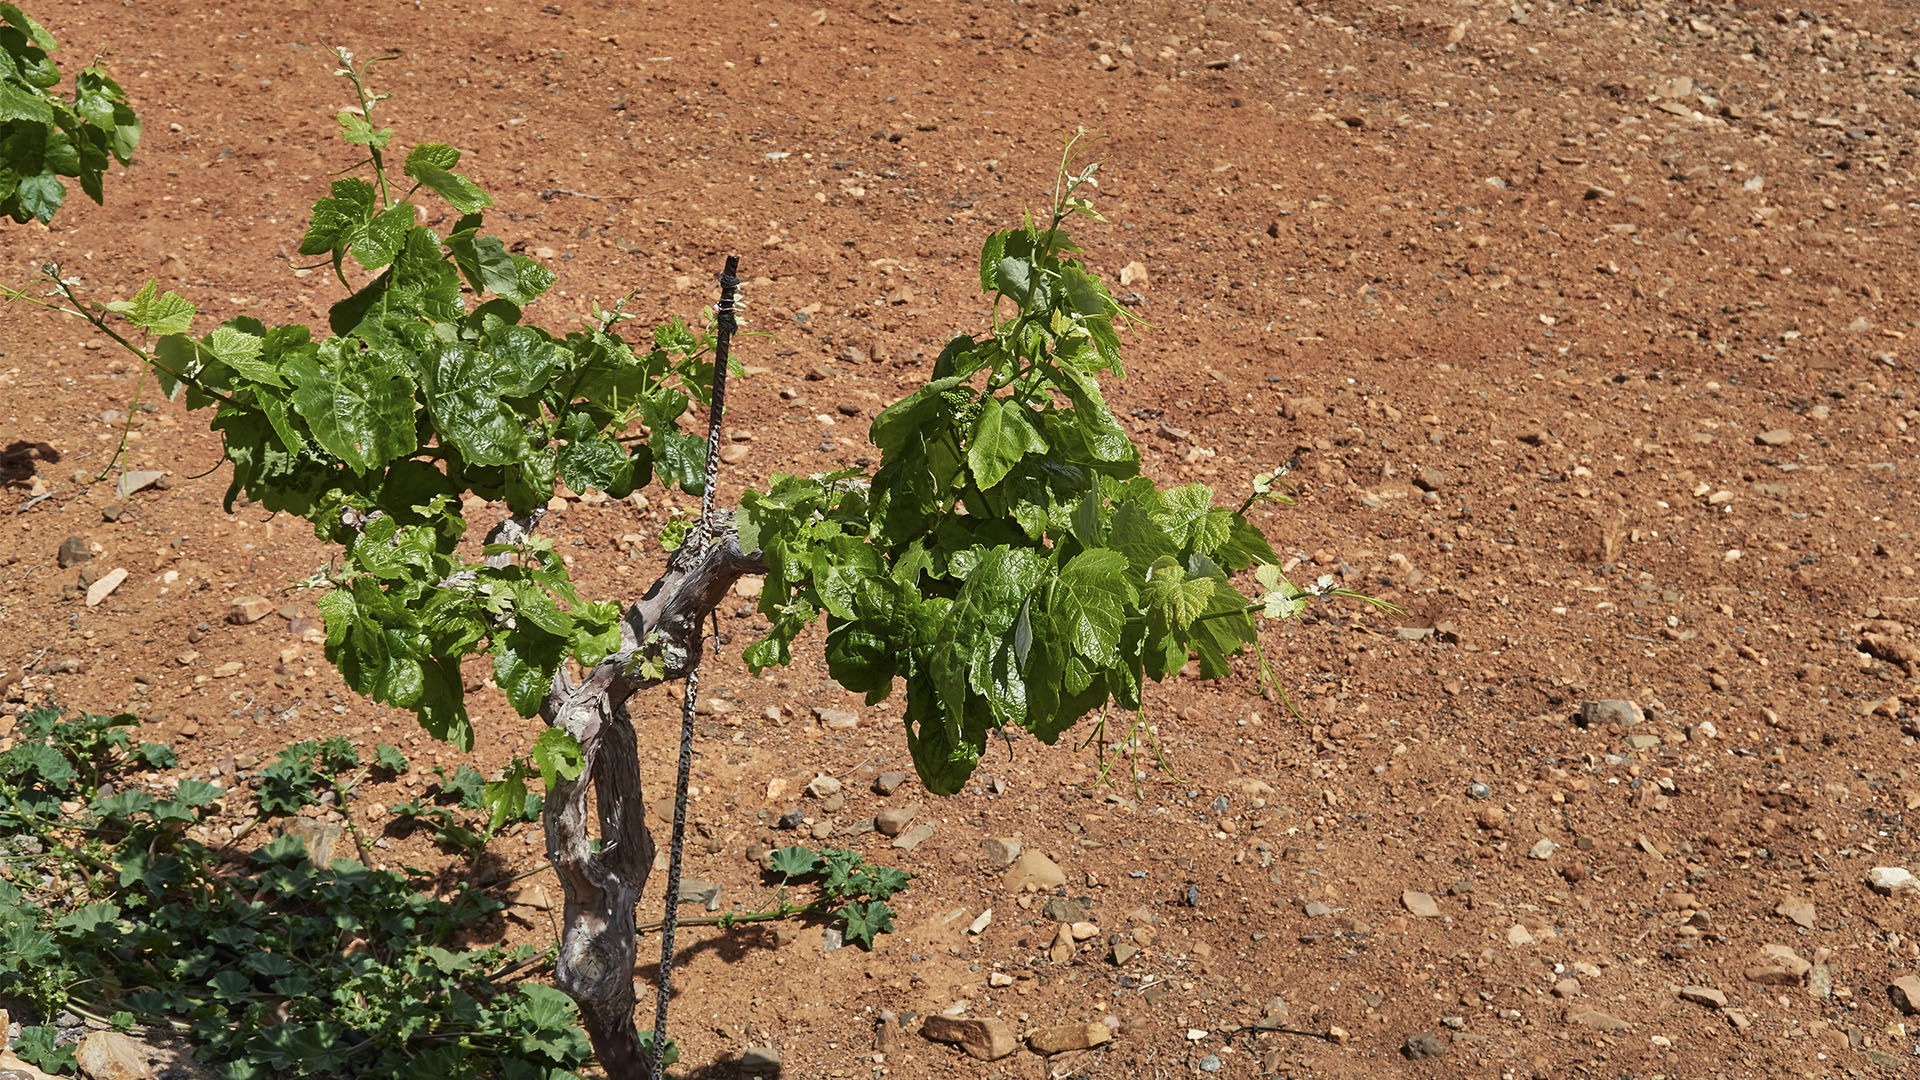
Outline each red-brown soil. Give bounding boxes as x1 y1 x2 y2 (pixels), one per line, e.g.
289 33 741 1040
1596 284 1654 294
6 0 1920 1076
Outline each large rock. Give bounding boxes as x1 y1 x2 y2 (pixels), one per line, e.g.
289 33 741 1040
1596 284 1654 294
74 1031 152 1080
0 1050 62 1080
1027 1022 1111 1055
1891 975 1920 1015
1565 1009 1631 1031
1578 699 1644 727
921 1015 1017 1060
1866 866 1919 897
1744 944 1811 986
275 819 344 866
1004 849 1065 892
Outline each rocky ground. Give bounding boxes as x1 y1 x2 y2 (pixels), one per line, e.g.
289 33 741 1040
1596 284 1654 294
5 0 1920 1076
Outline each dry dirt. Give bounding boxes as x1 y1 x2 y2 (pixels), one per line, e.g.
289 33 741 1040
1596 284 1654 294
5 0 1920 1077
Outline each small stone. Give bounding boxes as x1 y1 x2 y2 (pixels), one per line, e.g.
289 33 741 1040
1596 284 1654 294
1890 975 1920 1015
56 536 91 568
510 884 554 910
1507 924 1536 947
85 567 128 606
922 1015 1017 1060
73 1030 151 1080
875 802 919 837
738 1045 780 1072
806 774 842 797
676 879 721 910
1304 901 1332 918
1528 838 1558 860
1004 849 1064 891
1402 891 1440 918
1467 782 1493 800
1578 699 1644 727
1027 1023 1110 1054
872 770 908 796
1402 1032 1447 1060
212 661 243 678
718 444 749 464
275 819 343 866
1041 897 1089 924
1567 1009 1631 1031
1679 985 1728 1009
1049 922 1075 963
1775 897 1816 929
1866 866 1919 896
968 909 993 934
1755 428 1793 447
891 822 935 851
1744 944 1811 985
1111 942 1138 965
227 596 274 624
814 706 859 729
100 504 126 522
776 808 804 830
1069 921 1098 942
1118 261 1150 288
115 470 165 497
1198 1053 1222 1072
987 970 1013 986
981 836 1022 869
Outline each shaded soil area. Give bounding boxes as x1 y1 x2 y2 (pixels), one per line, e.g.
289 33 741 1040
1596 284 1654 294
5 0 1920 1076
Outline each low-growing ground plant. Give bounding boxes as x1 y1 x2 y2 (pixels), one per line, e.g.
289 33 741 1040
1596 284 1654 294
7 50 1387 1077
0 3 138 224
0 706 589 1079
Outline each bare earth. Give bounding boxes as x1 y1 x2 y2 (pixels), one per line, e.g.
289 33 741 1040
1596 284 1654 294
5 0 1920 1076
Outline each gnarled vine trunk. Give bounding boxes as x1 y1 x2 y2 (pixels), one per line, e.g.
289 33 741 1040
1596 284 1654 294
535 519 763 1077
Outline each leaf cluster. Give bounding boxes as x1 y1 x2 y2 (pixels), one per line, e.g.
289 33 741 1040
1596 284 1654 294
255 736 361 815
0 707 589 1080
760 845 910 950
739 139 1331 794
0 3 139 224
84 59 726 760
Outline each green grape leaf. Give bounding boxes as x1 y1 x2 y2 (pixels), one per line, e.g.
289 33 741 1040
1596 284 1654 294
403 142 461 173
416 341 529 466
13 171 62 223
531 729 584 788
1053 548 1134 665
335 110 393 148
869 374 966 455
966 395 1048 491
992 256 1032 305
493 624 566 718
352 201 415 271
284 338 418 473
106 278 197 336
408 163 492 214
1142 557 1213 629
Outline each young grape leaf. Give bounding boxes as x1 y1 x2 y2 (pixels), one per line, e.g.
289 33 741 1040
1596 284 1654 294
966 395 1049 491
